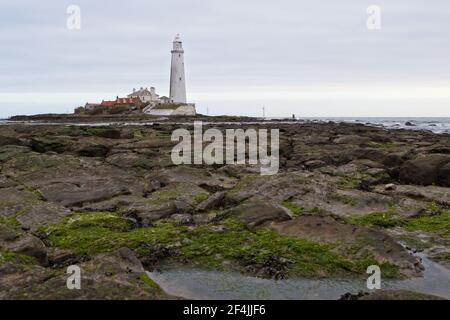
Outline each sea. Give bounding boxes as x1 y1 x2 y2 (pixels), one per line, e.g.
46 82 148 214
301 117 450 134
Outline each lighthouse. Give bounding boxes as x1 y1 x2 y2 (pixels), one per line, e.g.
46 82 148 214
169 34 187 104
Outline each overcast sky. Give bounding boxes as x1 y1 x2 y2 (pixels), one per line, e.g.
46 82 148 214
1 0 450 118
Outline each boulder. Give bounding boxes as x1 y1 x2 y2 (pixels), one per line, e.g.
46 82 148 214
399 154 450 186
196 191 226 212
47 248 77 267
225 200 291 229
304 160 327 169
77 144 110 157
7 234 48 266
437 162 450 187
30 136 72 153
87 128 122 139
171 213 193 225
0 224 20 241
128 202 178 227
0 135 22 147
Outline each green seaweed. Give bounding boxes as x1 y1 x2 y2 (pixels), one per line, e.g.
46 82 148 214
42 212 399 278
0 250 37 265
139 273 161 289
281 200 304 215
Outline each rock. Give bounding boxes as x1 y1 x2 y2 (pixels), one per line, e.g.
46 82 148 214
40 182 130 207
437 162 450 187
106 153 150 169
271 216 423 277
0 175 18 188
0 135 23 146
373 183 450 207
384 183 396 191
333 135 371 145
366 168 386 176
352 148 404 167
193 213 217 225
154 166 237 190
6 234 48 266
120 129 135 139
47 248 77 267
0 188 71 230
0 248 172 299
137 241 176 268
77 144 110 157
30 136 71 153
129 202 178 227
196 191 226 212
405 121 415 126
224 200 291 229
116 247 145 273
304 160 326 169
0 224 20 241
239 254 290 280
356 289 445 300
171 214 193 225
87 128 122 139
399 154 450 186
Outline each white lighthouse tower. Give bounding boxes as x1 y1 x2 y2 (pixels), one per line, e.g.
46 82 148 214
169 34 187 104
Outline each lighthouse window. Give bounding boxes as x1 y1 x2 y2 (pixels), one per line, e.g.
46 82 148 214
179 54 181 57
179 77 182 81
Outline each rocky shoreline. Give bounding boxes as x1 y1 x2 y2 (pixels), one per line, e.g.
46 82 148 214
1 115 449 299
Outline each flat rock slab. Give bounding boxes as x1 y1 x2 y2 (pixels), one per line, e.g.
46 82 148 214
0 187 71 230
225 200 292 229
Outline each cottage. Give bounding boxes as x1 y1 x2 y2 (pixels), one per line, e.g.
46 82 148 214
128 87 159 103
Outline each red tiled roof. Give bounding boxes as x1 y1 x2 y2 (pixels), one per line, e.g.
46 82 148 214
100 100 116 107
92 97 141 108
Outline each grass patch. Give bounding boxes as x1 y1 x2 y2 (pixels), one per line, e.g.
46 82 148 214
336 172 370 189
333 194 358 206
403 210 450 237
193 192 209 205
347 211 402 228
0 215 21 228
281 200 304 215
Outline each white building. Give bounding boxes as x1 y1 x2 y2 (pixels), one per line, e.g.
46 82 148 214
128 87 159 103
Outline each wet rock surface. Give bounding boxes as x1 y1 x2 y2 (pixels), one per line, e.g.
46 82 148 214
340 289 446 300
1 117 450 299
